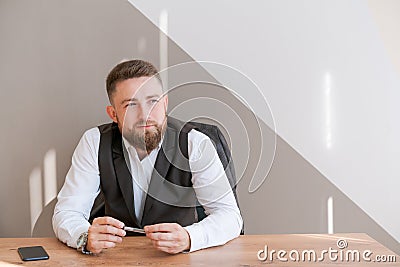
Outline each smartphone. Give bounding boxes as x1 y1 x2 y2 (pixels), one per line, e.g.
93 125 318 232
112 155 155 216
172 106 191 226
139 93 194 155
17 246 49 261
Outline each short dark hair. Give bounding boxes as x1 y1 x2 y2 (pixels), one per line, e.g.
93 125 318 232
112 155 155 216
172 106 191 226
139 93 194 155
106 59 161 103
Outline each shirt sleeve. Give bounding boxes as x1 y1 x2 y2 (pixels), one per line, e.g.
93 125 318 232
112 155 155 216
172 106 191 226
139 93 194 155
52 127 101 248
183 130 243 252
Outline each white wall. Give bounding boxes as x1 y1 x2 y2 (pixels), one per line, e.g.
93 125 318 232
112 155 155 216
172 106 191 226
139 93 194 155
128 0 400 244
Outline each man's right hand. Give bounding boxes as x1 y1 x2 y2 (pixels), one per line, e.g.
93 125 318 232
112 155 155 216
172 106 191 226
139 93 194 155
86 216 126 254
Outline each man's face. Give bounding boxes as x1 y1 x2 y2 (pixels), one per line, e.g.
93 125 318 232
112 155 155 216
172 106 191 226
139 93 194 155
106 76 168 153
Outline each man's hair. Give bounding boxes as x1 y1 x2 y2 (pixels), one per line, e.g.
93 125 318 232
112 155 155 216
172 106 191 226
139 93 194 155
106 59 161 103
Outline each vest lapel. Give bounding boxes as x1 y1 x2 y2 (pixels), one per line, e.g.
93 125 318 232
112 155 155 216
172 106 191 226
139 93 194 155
112 127 139 227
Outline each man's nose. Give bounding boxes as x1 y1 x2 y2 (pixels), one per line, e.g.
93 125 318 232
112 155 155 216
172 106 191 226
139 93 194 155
137 104 151 120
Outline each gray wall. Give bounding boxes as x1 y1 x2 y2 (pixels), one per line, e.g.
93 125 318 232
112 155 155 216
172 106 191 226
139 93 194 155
1 0 399 256
0 0 159 237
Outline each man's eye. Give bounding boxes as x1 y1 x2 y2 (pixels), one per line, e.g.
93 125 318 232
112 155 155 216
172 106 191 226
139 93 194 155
150 99 159 104
126 102 137 107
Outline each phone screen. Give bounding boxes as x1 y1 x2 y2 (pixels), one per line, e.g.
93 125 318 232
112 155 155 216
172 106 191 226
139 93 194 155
17 246 49 261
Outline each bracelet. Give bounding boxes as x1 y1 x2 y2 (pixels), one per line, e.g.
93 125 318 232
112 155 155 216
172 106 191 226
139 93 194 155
81 244 93 255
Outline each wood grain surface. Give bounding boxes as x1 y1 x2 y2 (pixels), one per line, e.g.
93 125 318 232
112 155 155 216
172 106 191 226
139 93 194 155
0 233 398 266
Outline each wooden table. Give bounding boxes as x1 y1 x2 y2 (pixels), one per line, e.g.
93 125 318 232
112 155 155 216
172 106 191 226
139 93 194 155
0 233 398 266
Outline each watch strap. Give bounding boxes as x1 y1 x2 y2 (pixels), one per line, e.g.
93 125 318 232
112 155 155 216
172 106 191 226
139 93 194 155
77 231 93 255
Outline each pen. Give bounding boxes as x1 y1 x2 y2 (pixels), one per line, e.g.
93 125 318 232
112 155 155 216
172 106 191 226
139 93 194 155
123 226 145 234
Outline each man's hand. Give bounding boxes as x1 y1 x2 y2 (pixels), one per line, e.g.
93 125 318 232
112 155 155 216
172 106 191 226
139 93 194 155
86 216 126 254
144 223 191 254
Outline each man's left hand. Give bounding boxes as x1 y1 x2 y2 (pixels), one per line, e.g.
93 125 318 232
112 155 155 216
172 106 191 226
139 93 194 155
144 223 190 254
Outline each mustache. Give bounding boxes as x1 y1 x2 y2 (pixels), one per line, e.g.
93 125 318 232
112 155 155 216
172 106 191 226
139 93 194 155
134 115 167 127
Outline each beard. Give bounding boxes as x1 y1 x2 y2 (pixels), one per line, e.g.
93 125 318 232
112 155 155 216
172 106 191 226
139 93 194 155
122 119 166 154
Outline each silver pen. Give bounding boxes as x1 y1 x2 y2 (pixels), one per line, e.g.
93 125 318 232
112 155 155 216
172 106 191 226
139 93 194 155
123 226 145 234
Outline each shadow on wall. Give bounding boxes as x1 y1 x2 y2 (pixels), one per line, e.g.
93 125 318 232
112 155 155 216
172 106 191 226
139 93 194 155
32 199 56 238
29 149 57 235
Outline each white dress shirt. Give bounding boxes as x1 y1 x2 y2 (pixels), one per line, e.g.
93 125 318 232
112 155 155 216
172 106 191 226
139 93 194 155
52 125 243 252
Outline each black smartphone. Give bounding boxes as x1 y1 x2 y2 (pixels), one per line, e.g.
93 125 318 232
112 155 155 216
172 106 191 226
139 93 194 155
17 246 49 261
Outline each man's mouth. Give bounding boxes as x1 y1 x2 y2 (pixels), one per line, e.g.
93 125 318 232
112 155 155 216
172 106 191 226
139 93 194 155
136 124 155 128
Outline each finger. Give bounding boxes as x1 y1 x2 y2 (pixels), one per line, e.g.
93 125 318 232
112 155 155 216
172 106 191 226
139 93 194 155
92 216 125 229
95 224 126 237
144 223 179 233
96 241 117 250
94 233 123 243
147 232 174 241
89 225 126 237
152 239 174 248
87 239 118 254
156 245 179 254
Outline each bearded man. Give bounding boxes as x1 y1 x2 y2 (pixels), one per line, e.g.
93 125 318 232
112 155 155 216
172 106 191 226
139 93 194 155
52 59 242 255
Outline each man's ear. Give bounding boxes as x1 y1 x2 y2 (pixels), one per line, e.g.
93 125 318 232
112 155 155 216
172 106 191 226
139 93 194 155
106 105 118 123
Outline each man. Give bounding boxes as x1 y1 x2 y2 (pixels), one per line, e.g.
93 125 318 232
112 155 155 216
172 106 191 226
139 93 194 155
52 59 243 254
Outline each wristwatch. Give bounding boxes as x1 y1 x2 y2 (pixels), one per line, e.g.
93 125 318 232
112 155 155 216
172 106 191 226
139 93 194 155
76 231 92 255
